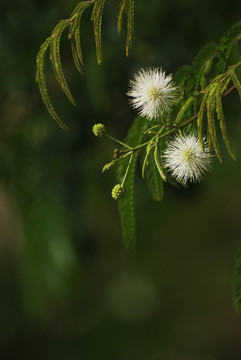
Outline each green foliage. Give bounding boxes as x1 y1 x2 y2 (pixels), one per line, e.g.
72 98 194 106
36 36 69 131
143 146 164 201
175 96 195 124
215 82 236 160
69 1 93 73
174 23 241 161
196 64 241 161
118 0 134 56
36 0 135 127
117 117 148 249
108 22 241 248
50 20 76 106
91 0 106 64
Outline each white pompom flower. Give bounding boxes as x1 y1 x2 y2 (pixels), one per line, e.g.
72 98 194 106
163 134 213 183
127 67 177 120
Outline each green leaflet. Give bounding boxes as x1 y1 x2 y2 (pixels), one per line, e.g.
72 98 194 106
126 0 134 56
228 67 241 101
197 86 209 148
154 142 166 183
117 117 148 248
207 84 222 162
91 0 106 64
175 96 195 124
215 82 236 160
36 37 69 131
234 242 241 312
141 139 154 178
117 0 126 34
140 140 165 202
69 1 92 73
144 147 164 202
50 20 76 105
117 0 134 56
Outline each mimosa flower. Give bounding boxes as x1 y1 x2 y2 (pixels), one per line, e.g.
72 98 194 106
163 134 213 183
127 67 177 120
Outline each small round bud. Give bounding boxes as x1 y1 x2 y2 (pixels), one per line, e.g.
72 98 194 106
92 123 106 137
111 184 125 200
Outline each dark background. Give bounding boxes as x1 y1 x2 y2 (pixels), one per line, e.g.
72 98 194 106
0 0 241 359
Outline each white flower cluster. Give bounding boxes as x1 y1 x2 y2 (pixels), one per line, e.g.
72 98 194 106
127 67 213 182
127 67 177 120
163 134 212 183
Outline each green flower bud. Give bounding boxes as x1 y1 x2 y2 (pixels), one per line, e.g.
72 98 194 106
111 184 125 200
92 123 106 137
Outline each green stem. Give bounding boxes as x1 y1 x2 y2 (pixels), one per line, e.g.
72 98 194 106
121 153 134 186
105 134 132 149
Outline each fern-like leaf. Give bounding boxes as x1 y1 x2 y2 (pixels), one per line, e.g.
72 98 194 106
91 0 106 64
207 85 222 162
228 67 241 101
117 0 134 56
215 82 236 160
117 0 126 34
175 96 195 124
36 37 69 131
117 117 148 248
50 20 76 105
69 1 92 73
197 87 209 148
125 0 134 56
144 147 164 201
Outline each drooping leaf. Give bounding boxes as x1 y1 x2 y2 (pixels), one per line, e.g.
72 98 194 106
197 87 209 148
144 147 164 202
69 1 92 73
215 82 236 160
36 37 69 131
117 0 126 34
207 84 222 162
228 67 241 101
117 116 148 248
91 0 106 64
117 0 134 56
175 96 195 124
50 20 76 105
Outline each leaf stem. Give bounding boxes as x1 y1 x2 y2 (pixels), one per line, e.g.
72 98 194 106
121 153 134 186
105 134 132 149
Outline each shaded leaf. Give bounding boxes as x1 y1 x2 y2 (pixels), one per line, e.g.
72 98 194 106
117 117 148 248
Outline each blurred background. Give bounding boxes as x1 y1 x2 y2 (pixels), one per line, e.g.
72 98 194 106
0 0 241 359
